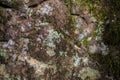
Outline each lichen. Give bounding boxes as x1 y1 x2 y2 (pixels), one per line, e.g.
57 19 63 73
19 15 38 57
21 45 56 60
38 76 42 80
73 53 81 67
40 4 53 16
79 67 101 80
44 30 64 49
46 48 56 57
0 49 7 58
75 16 83 29
59 51 67 57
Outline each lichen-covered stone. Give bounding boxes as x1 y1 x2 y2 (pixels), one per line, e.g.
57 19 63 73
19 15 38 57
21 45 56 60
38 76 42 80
0 0 120 79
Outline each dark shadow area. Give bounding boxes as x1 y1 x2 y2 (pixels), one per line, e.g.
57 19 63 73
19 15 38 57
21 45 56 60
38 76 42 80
101 0 120 79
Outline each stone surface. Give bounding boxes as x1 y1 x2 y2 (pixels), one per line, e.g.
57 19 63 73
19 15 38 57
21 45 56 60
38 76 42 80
0 0 120 80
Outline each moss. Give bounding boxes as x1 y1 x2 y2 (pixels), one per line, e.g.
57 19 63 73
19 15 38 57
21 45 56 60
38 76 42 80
61 0 72 11
11 0 24 10
0 7 11 24
0 7 5 24
0 7 4 14
74 0 120 46
68 15 76 34
91 53 120 79
103 22 120 45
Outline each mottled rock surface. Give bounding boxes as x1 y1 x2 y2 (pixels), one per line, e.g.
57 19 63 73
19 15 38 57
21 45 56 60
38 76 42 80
0 0 120 80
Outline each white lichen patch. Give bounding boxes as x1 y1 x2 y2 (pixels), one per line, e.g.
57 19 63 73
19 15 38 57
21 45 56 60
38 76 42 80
36 37 42 43
79 67 101 80
44 30 63 49
46 47 56 56
34 19 49 27
90 17 97 22
7 39 15 46
89 44 98 54
75 16 83 29
82 57 89 66
3 39 15 49
77 29 90 41
73 53 81 67
40 22 49 26
89 42 109 55
40 4 53 16
73 53 89 67
98 42 109 55
78 34 84 41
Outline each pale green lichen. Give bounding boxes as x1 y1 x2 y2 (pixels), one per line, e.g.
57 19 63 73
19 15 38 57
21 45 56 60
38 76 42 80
82 57 89 66
73 53 89 67
79 67 101 80
44 30 64 49
46 48 56 57
88 44 98 54
88 42 109 55
73 53 81 67
0 49 7 58
59 51 67 56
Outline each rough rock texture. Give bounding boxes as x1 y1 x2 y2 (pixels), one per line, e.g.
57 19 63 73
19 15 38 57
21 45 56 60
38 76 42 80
0 0 120 80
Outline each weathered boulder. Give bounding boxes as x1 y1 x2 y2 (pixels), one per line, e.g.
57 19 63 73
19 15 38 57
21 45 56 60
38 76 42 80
0 0 120 80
